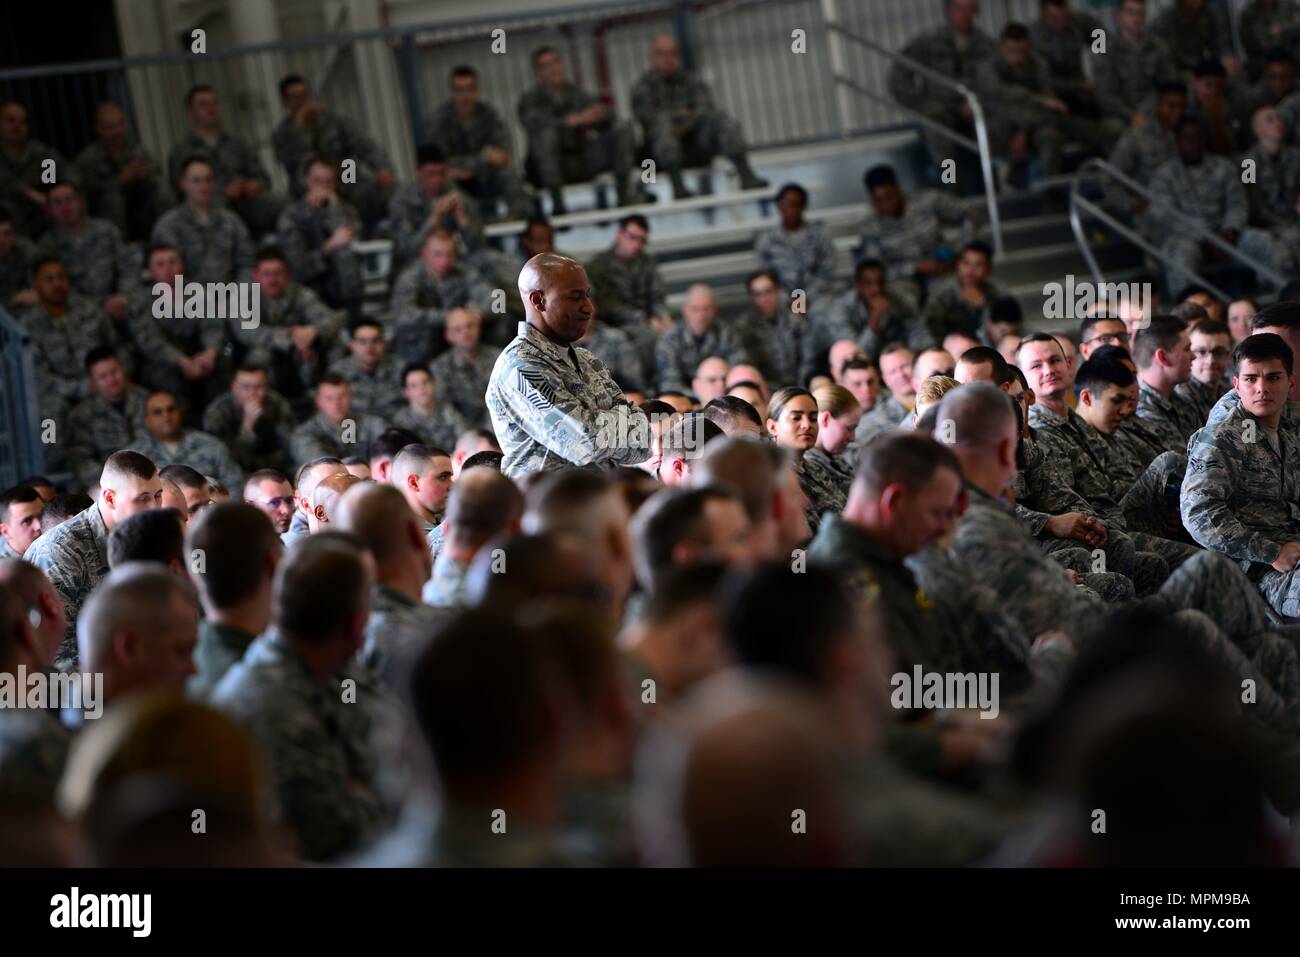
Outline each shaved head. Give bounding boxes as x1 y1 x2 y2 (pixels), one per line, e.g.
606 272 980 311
334 482 421 565
312 473 365 529
519 253 595 344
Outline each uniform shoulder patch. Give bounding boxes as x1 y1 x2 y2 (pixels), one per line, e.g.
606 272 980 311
516 368 558 412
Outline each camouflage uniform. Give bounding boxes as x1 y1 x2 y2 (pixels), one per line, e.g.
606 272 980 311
960 481 1299 725
289 412 389 466
387 259 496 366
65 384 149 491
654 321 742 394
1240 144 1300 253
888 25 998 165
201 388 298 474
150 204 255 284
1183 401 1300 618
800 447 851 532
24 503 110 667
387 182 484 266
485 321 652 480
421 552 471 609
73 139 168 242
854 189 972 307
922 276 1009 345
1017 429 1162 599
228 284 342 401
1135 379 1200 456
0 138 74 239
427 520 446 565
973 53 1100 175
1106 122 1178 222
424 100 531 218
516 83 638 200
34 218 134 301
629 69 751 175
126 283 228 400
1029 402 1199 570
586 247 667 370
753 221 836 305
818 288 924 366
19 296 120 426
187 620 258 701
1093 29 1177 124
1176 372 1234 429
271 109 393 226
728 308 811 390
130 428 244 492
328 352 406 421
392 402 468 451
576 322 647 390
211 629 388 862
165 131 282 235
0 235 34 306
430 346 501 430
1152 1 1233 74
853 394 909 449
1148 153 1292 294
359 585 450 691
276 197 363 310
0 709 72 807
1031 10 1109 132
1238 0 1300 69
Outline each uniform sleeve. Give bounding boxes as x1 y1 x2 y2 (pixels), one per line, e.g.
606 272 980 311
277 206 326 283
493 364 651 467
388 263 445 339
1222 166 1250 232
1181 426 1283 565
654 332 686 393
128 302 186 366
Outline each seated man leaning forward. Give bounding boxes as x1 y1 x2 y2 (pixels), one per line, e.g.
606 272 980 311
486 253 652 480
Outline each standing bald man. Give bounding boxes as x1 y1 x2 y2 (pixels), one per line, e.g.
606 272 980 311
487 253 651 479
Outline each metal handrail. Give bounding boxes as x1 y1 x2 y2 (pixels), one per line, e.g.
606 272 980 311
1068 157 1288 299
823 21 1003 260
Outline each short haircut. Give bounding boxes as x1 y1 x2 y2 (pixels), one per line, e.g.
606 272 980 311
446 469 524 542
317 372 349 390
855 258 886 281
642 561 730 627
1169 301 1210 325
254 246 287 267
989 296 1022 327
410 609 554 795
958 345 1009 377
450 64 477 82
632 485 744 591
83 346 119 372
17 475 53 490
244 469 289 494
639 399 678 418
1091 343 1135 365
185 84 214 107
368 429 422 464
854 431 961 495
531 45 558 65
401 363 432 387
1189 318 1230 339
178 155 213 177
102 450 158 487
461 451 504 472
1234 333 1294 375
349 317 383 337
1175 114 1205 137
158 463 207 492
1131 315 1188 369
273 531 369 644
745 269 781 291
961 239 993 263
1075 355 1137 397
1017 331 1067 360
661 415 725 461
1155 79 1188 98
619 213 649 232
774 182 808 205
187 503 281 608
278 73 306 97
1192 57 1227 79
1079 313 1126 341
720 562 855 684
935 382 1019 450
863 164 897 192
42 493 93 527
1001 22 1031 43
415 143 447 166
693 437 787 524
107 509 185 568
840 357 879 376
79 563 197 670
525 470 614 542
702 395 763 431
879 341 913 361
1252 301 1300 332
295 456 344 489
0 485 41 525
392 444 451 483
234 363 269 379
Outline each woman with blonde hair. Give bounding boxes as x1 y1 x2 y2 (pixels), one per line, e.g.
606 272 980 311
912 375 959 427
802 384 861 515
